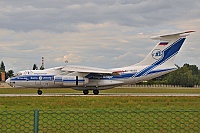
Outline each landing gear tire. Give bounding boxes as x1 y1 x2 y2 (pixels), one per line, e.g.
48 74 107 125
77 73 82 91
37 90 42 95
83 90 89 95
93 90 99 95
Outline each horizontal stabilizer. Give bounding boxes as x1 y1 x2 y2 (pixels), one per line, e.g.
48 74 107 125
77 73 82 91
151 30 195 40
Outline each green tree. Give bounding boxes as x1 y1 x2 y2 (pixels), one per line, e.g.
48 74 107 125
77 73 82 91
0 61 5 71
165 64 199 87
40 65 44 70
145 63 199 87
33 64 38 70
6 70 14 79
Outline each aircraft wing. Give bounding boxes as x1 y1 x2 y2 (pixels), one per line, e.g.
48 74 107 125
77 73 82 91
61 65 120 76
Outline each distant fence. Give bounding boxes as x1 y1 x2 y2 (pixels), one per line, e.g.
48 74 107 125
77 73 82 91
121 84 200 88
0 109 199 133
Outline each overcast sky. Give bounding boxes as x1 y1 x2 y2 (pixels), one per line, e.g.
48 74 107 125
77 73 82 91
0 0 200 72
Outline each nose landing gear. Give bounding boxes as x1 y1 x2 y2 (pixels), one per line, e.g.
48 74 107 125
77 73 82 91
37 89 42 95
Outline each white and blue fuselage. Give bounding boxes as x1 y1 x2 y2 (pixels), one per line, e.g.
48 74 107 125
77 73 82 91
6 31 195 95
6 65 176 89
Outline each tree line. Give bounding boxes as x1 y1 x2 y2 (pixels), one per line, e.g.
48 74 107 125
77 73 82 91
0 61 14 80
32 63 44 70
1 61 200 87
139 63 200 87
0 61 44 81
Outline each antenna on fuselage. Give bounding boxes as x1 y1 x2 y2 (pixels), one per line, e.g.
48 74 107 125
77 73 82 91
65 60 68 65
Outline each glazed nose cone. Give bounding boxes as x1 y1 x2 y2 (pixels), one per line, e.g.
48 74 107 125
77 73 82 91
5 78 11 85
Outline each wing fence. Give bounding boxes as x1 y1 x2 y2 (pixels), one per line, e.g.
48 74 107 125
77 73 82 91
0 109 199 133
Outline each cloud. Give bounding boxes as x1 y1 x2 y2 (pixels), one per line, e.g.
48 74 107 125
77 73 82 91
0 0 200 72
54 53 81 63
0 0 198 32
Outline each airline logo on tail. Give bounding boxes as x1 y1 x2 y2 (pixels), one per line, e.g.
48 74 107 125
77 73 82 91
152 49 163 60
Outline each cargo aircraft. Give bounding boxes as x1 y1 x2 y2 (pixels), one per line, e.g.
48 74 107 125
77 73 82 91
6 31 195 95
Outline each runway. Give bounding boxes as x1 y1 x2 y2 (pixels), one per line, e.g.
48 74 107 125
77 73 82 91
0 93 200 97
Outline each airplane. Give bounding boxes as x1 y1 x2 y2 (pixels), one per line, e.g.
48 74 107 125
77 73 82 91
6 30 195 95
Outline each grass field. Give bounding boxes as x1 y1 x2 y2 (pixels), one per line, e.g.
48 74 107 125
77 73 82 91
0 87 200 94
0 87 200 111
0 87 199 132
0 96 199 111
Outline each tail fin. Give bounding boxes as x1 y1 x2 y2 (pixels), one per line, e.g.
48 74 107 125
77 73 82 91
137 31 195 66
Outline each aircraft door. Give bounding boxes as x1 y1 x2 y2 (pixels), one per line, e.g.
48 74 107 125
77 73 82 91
76 76 78 86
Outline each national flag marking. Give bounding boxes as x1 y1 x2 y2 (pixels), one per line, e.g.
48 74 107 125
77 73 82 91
159 42 168 46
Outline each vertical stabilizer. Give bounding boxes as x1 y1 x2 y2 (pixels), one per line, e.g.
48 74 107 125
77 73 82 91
137 31 195 66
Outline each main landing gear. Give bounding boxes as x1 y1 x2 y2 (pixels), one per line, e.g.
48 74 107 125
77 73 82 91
37 89 42 95
93 90 99 95
83 90 89 95
83 90 99 95
37 89 99 95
